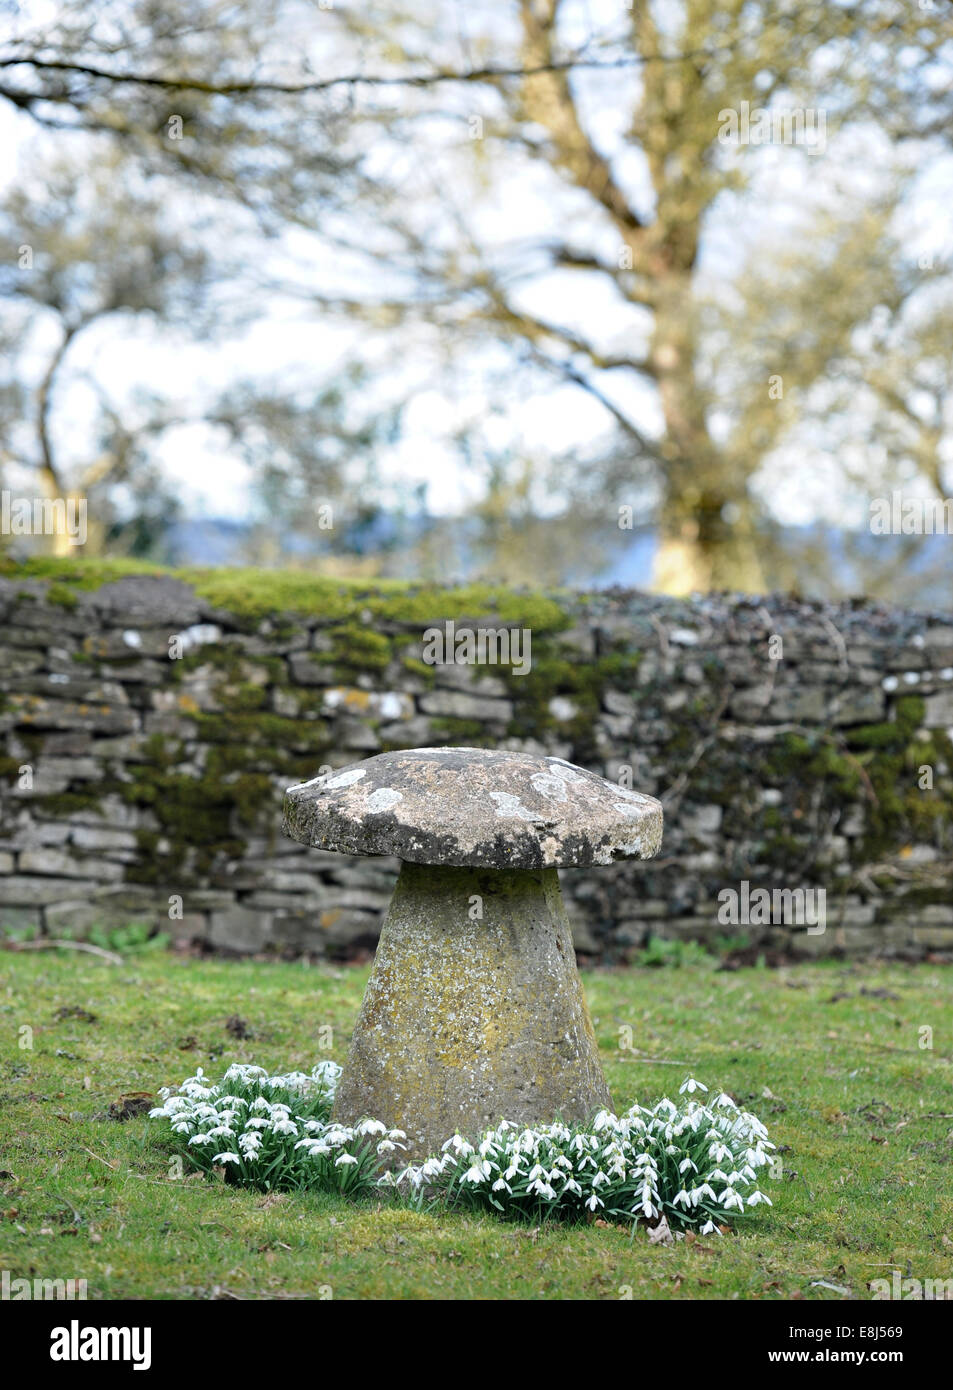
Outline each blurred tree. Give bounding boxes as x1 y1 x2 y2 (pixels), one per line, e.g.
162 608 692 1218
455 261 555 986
0 151 223 552
0 0 384 560
2 1 951 592
330 0 952 591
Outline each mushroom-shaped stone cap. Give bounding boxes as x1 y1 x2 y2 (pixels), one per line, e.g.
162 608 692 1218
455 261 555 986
282 747 662 869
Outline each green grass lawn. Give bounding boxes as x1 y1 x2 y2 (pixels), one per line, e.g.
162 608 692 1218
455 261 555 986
1 950 951 1300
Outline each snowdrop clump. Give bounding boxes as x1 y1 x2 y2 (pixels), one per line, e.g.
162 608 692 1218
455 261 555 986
383 1079 775 1233
149 1061 406 1195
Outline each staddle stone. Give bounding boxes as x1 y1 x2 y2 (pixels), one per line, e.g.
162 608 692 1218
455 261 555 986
283 747 663 1161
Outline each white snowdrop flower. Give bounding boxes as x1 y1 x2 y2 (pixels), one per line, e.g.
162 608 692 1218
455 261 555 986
700 1220 718 1235
462 1162 489 1184
206 1125 236 1139
531 1179 557 1200
585 1194 604 1212
672 1189 692 1207
746 1191 772 1206
377 1139 397 1154
357 1119 386 1136
679 1078 708 1095
387 1129 407 1142
592 1171 610 1188
679 1157 697 1175
325 1129 351 1146
444 1135 474 1157
272 1119 298 1136
335 1154 359 1166
492 1178 512 1193
188 1133 217 1146
709 1168 729 1184
212 1152 241 1164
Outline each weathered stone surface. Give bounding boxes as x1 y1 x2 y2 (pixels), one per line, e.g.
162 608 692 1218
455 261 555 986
19 848 124 881
0 876 99 905
208 905 270 953
7 695 138 734
332 861 612 1160
92 574 204 627
418 689 514 722
924 689 953 726
0 907 42 935
288 652 334 686
284 747 663 869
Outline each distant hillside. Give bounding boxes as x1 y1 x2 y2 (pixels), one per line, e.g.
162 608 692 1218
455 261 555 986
163 515 951 608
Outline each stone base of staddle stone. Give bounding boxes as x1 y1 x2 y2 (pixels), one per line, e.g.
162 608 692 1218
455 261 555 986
332 860 612 1163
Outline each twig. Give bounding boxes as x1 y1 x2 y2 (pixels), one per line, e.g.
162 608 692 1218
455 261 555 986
661 685 733 806
81 1147 120 1171
620 1056 695 1066
821 614 850 675
5 938 123 965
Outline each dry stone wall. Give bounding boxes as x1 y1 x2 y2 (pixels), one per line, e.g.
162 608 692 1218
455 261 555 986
1 563 951 959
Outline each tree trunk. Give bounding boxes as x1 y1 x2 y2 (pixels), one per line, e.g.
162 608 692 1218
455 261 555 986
649 274 765 594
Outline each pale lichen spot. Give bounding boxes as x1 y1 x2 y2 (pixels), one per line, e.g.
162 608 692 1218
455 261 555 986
488 791 543 822
286 772 329 792
325 768 367 790
530 771 570 801
366 787 403 812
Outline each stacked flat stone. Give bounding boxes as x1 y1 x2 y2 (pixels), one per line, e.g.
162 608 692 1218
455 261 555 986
283 746 663 1162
